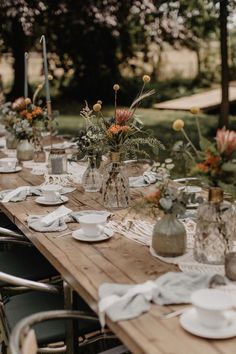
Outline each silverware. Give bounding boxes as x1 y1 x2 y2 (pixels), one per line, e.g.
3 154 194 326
160 308 187 319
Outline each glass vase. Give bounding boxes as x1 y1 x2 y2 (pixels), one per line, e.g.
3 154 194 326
16 140 34 161
194 188 234 265
82 155 102 192
102 152 130 209
6 132 18 149
33 136 46 162
152 213 187 257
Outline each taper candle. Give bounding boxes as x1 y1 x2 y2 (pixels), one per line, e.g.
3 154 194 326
24 52 28 98
40 35 50 102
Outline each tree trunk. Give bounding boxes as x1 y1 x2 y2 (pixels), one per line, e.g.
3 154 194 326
219 0 229 128
9 19 26 99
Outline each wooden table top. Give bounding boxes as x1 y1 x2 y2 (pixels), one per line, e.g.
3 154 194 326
0 163 235 354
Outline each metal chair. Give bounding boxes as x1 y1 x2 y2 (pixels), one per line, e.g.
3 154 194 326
9 310 129 354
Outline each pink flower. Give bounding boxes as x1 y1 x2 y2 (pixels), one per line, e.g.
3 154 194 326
216 127 236 156
115 109 133 124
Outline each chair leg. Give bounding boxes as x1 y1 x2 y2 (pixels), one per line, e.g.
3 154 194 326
63 281 79 354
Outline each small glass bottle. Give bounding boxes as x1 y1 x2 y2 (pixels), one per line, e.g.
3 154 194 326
194 187 234 265
102 152 130 209
48 149 67 175
82 155 102 192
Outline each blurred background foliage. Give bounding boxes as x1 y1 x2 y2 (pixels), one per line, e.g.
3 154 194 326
1 0 236 104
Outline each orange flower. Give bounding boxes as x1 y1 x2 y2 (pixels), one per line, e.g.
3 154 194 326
144 190 161 204
115 109 133 124
197 163 209 173
107 124 131 135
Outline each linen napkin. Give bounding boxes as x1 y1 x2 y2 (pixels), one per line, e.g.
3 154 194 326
27 206 72 232
129 171 158 188
98 272 226 326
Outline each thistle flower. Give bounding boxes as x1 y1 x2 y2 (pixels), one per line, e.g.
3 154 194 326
93 103 102 112
142 75 150 83
216 127 236 156
115 109 133 124
113 84 120 91
172 119 184 131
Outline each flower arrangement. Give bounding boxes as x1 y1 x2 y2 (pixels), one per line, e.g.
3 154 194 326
172 108 236 193
97 76 164 160
75 102 105 167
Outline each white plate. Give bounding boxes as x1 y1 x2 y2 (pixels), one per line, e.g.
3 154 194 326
72 228 113 242
178 186 202 193
0 166 22 173
180 308 236 339
35 195 69 206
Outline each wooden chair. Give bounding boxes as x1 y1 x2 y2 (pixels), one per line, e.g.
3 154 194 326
9 310 129 354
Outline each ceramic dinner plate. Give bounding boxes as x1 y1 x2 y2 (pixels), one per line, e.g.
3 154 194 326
180 308 236 339
0 166 22 173
72 228 113 242
35 195 68 206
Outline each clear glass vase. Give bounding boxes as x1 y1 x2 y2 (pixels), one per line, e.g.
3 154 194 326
16 140 34 161
194 187 234 265
152 213 187 257
33 135 46 163
82 155 102 192
102 152 130 209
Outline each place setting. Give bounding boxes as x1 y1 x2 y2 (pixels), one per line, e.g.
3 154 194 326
0 157 22 173
35 184 69 206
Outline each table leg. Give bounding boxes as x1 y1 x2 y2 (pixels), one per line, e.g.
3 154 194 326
63 281 79 354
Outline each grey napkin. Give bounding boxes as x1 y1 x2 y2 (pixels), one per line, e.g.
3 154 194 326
0 186 75 203
27 215 68 232
129 171 158 188
98 272 226 326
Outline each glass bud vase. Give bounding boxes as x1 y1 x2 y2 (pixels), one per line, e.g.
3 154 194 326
16 140 34 161
102 152 130 209
194 187 234 265
6 132 18 149
152 213 187 257
33 136 46 163
82 155 102 192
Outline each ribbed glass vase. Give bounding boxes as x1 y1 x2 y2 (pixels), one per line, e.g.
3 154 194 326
82 155 102 192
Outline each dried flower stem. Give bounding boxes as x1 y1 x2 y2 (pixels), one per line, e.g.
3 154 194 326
195 116 202 140
33 81 45 104
181 128 200 158
114 91 117 119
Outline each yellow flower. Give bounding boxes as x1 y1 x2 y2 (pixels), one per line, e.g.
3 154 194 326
24 98 31 105
93 103 102 112
38 84 43 90
113 84 120 91
172 119 184 131
97 100 102 105
48 74 53 81
190 107 200 115
142 75 150 83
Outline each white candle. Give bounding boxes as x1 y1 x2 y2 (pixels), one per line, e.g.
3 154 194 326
24 52 28 98
40 35 50 102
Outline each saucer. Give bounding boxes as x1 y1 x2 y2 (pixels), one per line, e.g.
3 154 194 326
180 308 236 339
72 228 113 242
0 166 22 173
35 195 68 206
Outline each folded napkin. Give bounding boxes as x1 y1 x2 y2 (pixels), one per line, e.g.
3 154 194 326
98 272 226 326
129 171 158 188
27 206 72 232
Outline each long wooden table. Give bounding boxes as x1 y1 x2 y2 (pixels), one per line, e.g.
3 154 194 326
0 165 235 354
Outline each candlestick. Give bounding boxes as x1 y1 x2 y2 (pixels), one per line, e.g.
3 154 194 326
40 35 50 102
24 52 28 98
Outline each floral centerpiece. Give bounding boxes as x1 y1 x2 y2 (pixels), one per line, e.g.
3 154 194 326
142 181 202 257
75 102 105 192
97 75 164 209
172 108 236 196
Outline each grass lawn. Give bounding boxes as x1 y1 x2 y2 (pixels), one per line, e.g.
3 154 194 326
57 106 236 149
